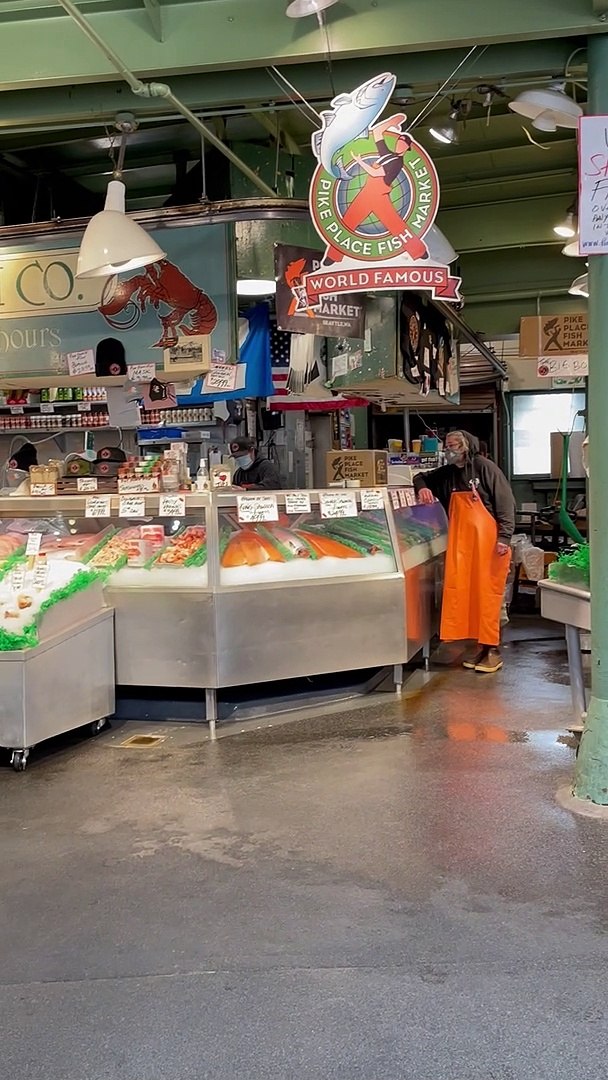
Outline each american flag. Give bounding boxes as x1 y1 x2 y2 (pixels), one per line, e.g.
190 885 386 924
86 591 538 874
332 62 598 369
270 323 291 395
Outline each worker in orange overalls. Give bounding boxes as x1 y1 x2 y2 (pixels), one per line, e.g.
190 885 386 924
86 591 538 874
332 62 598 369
324 116 428 265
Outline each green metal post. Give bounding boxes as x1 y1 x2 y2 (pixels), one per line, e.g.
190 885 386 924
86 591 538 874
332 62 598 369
574 32 608 802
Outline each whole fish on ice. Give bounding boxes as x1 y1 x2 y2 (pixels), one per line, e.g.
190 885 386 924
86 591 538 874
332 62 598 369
312 72 397 180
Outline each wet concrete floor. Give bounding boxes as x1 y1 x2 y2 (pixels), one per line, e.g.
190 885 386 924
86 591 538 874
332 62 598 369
1 619 607 1079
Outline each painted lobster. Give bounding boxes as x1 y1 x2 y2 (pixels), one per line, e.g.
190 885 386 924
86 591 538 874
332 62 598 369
99 259 218 347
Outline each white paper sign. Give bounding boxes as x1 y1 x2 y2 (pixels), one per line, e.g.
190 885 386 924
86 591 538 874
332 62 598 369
67 349 95 377
119 495 146 518
537 354 588 378
128 363 156 383
579 115 608 254
10 405 24 415
77 477 98 493
237 494 279 523
360 488 384 511
203 363 238 392
77 401 91 413
118 477 159 494
30 483 56 497
25 532 42 556
86 495 112 518
319 491 358 519
390 490 400 510
10 566 25 592
40 403 54 414
285 491 312 515
159 494 186 517
33 561 49 588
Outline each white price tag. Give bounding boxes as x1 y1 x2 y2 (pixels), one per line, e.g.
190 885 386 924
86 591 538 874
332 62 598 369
319 491 358 519
159 494 186 517
285 491 312 515
119 495 146 518
77 477 98 493
30 483 56 497
390 490 400 510
33 561 49 589
25 532 42 556
405 490 417 507
237 494 279 523
86 495 112 518
10 566 26 592
10 405 24 415
77 401 91 413
66 349 95 377
127 363 156 383
118 477 159 494
398 489 409 508
360 488 384 511
40 403 54 414
203 363 238 392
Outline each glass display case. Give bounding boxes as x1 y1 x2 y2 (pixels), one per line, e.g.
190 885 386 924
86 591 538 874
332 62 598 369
0 489 448 714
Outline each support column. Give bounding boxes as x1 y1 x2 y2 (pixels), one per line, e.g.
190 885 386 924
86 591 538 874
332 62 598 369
573 32 608 802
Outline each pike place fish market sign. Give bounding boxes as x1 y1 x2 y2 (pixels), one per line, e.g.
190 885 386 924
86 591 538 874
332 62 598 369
307 72 461 303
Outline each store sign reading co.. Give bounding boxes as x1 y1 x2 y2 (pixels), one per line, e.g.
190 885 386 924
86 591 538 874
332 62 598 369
0 248 104 319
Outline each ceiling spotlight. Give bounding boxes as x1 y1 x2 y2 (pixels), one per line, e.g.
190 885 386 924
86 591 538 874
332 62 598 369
429 122 458 145
286 0 339 16
236 279 277 297
562 237 581 257
569 272 589 298
508 81 583 131
554 210 577 239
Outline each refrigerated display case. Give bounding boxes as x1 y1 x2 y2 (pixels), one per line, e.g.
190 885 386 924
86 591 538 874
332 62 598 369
0 488 448 726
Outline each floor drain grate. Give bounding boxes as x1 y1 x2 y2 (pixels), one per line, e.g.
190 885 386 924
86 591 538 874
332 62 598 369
118 734 166 748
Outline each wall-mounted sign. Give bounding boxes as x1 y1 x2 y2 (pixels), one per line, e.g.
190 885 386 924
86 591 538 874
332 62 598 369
306 73 461 304
274 243 365 338
537 355 588 379
519 314 587 358
579 115 608 255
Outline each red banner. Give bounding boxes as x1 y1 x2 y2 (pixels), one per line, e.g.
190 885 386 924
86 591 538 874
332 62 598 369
305 264 461 304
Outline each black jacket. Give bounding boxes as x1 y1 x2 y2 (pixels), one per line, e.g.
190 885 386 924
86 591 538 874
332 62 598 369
413 432 515 544
233 454 282 490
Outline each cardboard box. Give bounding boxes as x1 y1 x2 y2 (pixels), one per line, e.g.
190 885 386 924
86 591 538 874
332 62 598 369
519 314 588 358
326 450 388 487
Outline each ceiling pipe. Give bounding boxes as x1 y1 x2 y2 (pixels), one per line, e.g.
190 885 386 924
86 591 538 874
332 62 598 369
55 0 277 200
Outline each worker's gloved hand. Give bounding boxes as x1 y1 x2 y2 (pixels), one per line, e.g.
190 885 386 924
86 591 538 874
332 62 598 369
417 488 435 506
496 542 510 557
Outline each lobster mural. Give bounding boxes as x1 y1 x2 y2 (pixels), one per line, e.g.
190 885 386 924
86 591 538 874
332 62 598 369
98 259 218 348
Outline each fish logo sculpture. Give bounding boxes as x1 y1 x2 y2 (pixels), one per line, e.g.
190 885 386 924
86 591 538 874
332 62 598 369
312 72 397 180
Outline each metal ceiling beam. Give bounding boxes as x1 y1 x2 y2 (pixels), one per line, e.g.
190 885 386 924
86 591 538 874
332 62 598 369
142 0 163 42
0 40 581 133
250 112 302 157
0 1 600 91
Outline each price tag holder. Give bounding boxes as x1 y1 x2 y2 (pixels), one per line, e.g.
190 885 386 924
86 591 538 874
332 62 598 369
77 402 91 413
319 491 358 519
237 494 279 523
360 488 385 511
86 495 112 518
10 405 24 415
10 566 26 592
159 494 186 517
119 495 146 518
40 403 54 415
77 477 98 493
25 532 42 557
31 483 56 497
33 561 49 589
285 492 312 515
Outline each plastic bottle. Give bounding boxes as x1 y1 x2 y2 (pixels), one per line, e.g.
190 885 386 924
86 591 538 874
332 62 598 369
195 458 210 492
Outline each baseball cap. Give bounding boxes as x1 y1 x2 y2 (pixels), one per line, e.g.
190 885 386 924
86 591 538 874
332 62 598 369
229 436 256 456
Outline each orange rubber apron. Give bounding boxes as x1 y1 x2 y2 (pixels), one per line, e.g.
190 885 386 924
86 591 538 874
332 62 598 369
440 490 511 647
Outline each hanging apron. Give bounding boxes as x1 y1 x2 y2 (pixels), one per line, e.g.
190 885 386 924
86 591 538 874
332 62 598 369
440 490 512 647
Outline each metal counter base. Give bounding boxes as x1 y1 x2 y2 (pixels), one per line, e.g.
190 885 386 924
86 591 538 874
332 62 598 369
0 608 115 771
539 580 590 721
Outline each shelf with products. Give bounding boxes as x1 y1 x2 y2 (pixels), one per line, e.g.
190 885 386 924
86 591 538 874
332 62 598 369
0 414 111 433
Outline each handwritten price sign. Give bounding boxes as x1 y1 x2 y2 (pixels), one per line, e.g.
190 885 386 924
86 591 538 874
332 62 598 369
119 495 146 518
203 363 238 392
579 116 608 255
284 492 312 515
67 349 96 377
319 491 358 519
237 494 279 523
86 495 112 518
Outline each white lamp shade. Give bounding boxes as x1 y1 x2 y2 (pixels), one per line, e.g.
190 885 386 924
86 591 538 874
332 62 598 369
237 278 277 296
425 225 458 265
569 272 589 298
508 86 582 130
429 124 458 145
76 180 166 279
286 0 339 15
562 238 581 257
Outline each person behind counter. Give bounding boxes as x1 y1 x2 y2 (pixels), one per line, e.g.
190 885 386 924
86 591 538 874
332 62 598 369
414 430 515 674
230 436 282 490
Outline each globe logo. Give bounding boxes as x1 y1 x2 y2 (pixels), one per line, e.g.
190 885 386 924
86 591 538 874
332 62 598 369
335 159 413 237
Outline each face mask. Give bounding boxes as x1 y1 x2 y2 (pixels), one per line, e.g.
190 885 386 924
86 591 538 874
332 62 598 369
234 454 253 470
445 448 465 464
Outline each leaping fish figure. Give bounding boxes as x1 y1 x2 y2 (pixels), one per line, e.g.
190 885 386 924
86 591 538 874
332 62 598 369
312 72 397 180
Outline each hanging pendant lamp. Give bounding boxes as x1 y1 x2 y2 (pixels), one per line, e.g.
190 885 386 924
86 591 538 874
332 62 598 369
286 0 339 16
508 82 582 131
569 272 589 298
